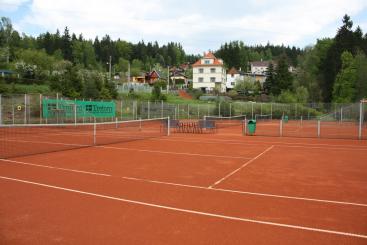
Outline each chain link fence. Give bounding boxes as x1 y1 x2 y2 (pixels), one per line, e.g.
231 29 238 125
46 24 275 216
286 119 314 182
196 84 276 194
0 93 366 139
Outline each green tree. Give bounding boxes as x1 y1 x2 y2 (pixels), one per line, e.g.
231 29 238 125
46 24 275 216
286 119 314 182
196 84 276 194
277 90 297 103
332 51 357 103
0 17 14 64
234 77 260 96
263 63 276 94
295 86 309 103
354 51 367 100
274 55 293 93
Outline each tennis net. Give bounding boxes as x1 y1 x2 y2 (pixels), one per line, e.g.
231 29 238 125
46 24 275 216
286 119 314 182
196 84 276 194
203 115 246 128
0 117 169 159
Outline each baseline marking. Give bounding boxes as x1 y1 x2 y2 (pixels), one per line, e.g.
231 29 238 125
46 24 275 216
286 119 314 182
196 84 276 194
2 159 366 207
1 176 366 239
209 145 275 188
151 137 367 150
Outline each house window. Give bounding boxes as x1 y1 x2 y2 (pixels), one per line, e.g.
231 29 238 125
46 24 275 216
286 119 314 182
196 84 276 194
210 68 216 73
231 82 235 86
210 77 215 83
204 60 210 64
198 77 204 83
199 68 204 73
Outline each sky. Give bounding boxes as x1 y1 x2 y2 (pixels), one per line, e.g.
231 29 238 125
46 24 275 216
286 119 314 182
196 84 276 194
1 0 367 54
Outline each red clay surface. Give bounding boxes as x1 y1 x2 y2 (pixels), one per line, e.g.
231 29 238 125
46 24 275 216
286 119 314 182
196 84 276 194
1 127 367 244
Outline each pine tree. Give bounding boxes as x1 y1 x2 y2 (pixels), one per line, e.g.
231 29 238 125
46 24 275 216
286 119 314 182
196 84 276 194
263 63 275 94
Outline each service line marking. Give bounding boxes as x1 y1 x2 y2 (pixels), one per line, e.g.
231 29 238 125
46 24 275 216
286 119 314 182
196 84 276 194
208 145 275 188
0 176 366 240
2 159 367 207
2 139 251 160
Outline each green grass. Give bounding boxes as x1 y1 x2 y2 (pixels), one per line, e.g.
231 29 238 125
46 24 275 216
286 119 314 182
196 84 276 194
0 83 51 94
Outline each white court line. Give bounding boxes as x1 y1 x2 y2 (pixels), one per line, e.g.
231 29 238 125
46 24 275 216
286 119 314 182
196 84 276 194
2 139 250 160
209 145 275 188
1 159 367 207
95 145 251 159
150 138 367 151
0 176 366 239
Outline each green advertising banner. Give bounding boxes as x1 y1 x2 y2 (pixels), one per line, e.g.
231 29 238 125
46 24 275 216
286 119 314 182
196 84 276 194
42 99 116 118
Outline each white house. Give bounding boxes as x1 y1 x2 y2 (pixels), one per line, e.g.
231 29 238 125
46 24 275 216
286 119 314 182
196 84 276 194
250 60 273 75
226 67 244 90
192 52 226 93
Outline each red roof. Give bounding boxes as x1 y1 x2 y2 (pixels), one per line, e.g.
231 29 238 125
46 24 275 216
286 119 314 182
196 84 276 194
192 52 224 67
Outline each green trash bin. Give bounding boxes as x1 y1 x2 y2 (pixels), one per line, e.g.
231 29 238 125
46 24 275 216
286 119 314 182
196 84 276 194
283 115 288 123
247 119 256 135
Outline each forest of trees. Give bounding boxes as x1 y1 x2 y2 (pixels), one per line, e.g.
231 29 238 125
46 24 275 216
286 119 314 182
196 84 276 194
1 14 367 103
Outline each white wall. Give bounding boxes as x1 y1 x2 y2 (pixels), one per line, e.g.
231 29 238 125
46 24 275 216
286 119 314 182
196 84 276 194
193 66 226 92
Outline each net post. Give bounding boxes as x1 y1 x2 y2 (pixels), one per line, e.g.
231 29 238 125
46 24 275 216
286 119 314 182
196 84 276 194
167 116 170 136
359 102 363 140
115 117 118 129
279 119 283 137
300 116 303 126
139 117 142 131
317 120 321 138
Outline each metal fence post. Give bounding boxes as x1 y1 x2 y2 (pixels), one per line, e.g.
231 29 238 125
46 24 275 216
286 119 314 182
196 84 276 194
24 94 27 124
270 103 273 120
120 100 123 120
39 94 42 124
148 101 150 119
187 104 190 119
359 102 363 140
161 100 164 118
230 103 232 117
218 102 221 116
0 94 2 125
93 118 97 145
167 116 170 136
317 120 321 138
279 119 283 137
251 102 254 119
197 104 200 119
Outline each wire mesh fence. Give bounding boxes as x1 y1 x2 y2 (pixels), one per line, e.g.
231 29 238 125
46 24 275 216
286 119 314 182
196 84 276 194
0 93 366 140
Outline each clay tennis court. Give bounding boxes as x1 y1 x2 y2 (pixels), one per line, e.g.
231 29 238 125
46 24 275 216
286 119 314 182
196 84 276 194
1 121 367 244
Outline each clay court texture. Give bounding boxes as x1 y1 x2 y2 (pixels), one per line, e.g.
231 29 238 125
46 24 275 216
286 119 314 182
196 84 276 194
1 119 367 244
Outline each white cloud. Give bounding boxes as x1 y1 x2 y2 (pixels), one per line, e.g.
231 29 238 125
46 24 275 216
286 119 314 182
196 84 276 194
15 0 367 53
0 0 29 12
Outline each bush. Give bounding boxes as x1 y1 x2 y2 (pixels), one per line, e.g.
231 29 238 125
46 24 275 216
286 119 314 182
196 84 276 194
277 90 297 103
151 83 167 101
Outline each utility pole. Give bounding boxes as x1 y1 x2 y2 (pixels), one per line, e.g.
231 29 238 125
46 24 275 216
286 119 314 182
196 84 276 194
167 66 170 93
128 62 131 82
109 56 112 81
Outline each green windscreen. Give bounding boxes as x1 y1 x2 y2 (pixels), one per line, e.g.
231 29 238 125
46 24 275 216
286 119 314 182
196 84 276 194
42 99 115 118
